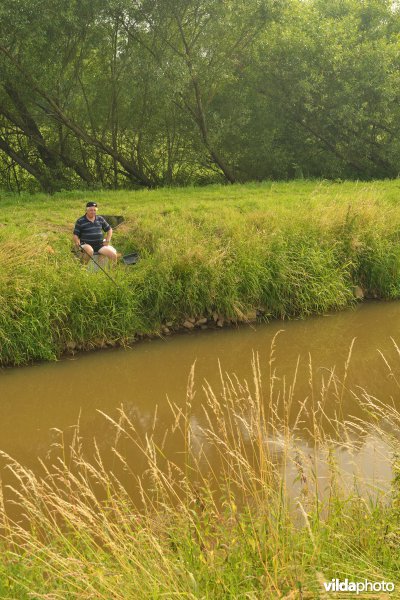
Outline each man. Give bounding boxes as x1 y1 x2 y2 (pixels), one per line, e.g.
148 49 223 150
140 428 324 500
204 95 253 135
73 201 117 263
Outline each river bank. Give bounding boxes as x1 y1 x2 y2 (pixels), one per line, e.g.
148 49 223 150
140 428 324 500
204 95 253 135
1 179 400 366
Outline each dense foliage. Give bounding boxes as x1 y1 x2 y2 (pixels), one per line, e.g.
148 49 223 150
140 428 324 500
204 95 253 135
0 0 399 192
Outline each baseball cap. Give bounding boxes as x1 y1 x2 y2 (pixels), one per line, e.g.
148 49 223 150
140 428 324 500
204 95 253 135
86 202 98 207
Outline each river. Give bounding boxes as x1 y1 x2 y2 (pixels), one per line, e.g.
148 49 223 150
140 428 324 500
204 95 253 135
1 301 399 503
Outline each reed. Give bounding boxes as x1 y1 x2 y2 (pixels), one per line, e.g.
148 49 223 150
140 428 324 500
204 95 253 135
2 180 400 365
1 341 399 598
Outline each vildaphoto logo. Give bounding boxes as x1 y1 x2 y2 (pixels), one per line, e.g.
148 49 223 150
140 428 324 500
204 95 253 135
323 578 395 594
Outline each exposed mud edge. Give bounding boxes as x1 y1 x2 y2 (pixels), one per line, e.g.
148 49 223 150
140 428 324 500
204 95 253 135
62 309 268 356
61 289 388 359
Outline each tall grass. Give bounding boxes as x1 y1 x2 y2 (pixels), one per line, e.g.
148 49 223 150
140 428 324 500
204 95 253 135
1 340 400 598
2 180 400 365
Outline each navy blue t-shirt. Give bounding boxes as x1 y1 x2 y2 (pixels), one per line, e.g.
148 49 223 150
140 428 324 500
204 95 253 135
73 215 111 247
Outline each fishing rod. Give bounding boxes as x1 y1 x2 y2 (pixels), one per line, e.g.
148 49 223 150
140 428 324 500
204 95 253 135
79 243 121 288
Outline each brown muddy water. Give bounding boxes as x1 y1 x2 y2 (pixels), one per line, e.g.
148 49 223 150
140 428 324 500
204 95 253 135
1 301 399 503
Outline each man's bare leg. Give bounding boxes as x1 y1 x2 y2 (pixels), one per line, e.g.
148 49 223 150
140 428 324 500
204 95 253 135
80 244 94 264
98 246 118 262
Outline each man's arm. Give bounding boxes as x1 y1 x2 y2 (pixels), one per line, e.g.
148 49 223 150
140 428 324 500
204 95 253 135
101 217 113 245
103 227 113 245
73 220 81 247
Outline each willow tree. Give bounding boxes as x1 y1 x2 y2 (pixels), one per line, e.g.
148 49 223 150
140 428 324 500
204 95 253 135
122 0 282 184
252 0 400 179
0 0 399 191
0 0 169 190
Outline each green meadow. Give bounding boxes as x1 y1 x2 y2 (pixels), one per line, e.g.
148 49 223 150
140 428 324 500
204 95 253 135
2 179 400 366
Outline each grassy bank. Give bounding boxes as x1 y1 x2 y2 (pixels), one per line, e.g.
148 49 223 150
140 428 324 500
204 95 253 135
1 345 400 598
1 180 400 365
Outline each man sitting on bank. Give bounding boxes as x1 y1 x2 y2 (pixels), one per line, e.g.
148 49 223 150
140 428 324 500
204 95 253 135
73 201 117 264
